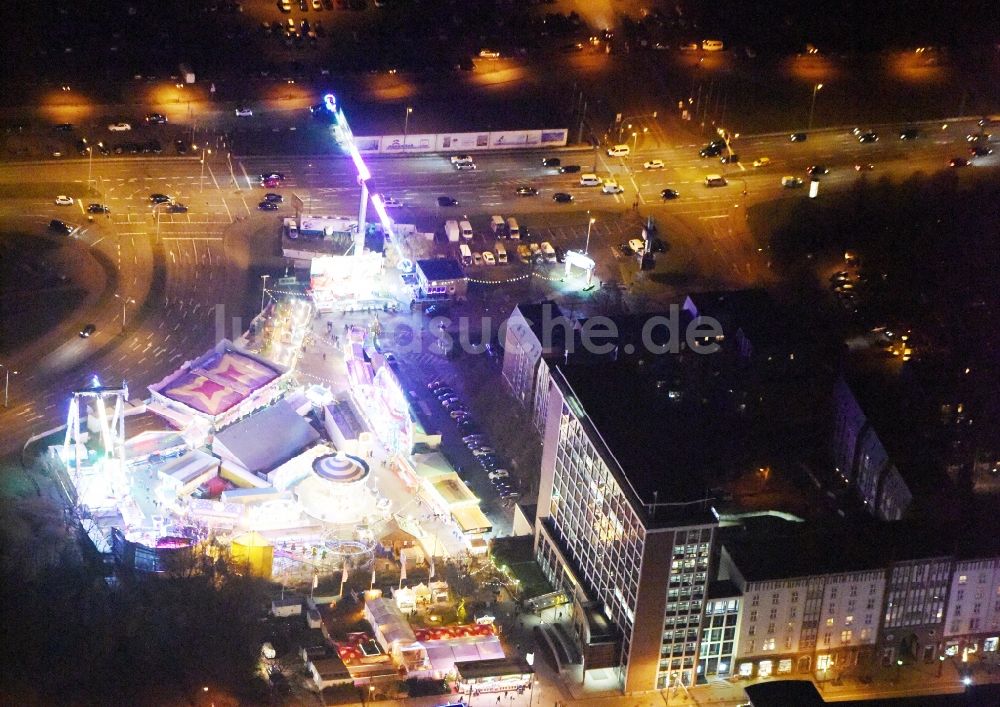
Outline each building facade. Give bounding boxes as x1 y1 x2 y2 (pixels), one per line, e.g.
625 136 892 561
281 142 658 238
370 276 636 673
534 367 717 693
831 376 912 521
941 558 1000 662
878 557 951 666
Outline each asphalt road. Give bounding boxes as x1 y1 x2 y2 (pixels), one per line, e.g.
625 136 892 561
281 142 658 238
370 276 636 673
0 154 255 455
0 116 993 454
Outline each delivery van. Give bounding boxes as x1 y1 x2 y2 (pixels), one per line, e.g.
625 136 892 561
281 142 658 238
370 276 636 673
459 220 474 240
459 243 472 266
580 173 601 186
445 220 460 242
495 243 508 264
490 215 506 237
505 217 520 239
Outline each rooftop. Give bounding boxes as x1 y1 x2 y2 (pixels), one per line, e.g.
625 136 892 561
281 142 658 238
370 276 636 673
213 401 320 476
721 516 968 583
416 258 466 282
683 289 786 351
553 360 739 527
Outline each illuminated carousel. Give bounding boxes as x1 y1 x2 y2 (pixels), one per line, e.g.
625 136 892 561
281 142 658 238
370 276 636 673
293 452 388 567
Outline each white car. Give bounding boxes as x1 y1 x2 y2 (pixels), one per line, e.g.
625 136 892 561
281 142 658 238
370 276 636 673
482 251 496 266
380 196 403 208
478 49 501 58
107 122 132 132
643 159 665 170
602 179 624 194
488 470 509 480
628 238 645 254
234 106 253 117
607 144 630 157
54 195 74 206
752 157 771 168
781 176 805 188
449 154 473 165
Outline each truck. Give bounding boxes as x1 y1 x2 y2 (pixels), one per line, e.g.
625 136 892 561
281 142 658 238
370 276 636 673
459 243 473 266
445 220 460 243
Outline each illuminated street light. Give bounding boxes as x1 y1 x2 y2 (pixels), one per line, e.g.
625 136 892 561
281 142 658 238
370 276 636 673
0 363 18 408
115 294 136 333
808 83 824 130
584 212 595 254
260 274 270 314
403 106 413 147
631 131 638 154
199 147 212 192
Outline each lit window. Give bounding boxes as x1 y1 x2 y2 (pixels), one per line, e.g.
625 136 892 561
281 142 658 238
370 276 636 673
826 618 834 627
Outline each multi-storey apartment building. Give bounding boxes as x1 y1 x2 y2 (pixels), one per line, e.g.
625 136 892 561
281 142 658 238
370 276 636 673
534 363 719 693
878 556 952 665
942 558 1000 660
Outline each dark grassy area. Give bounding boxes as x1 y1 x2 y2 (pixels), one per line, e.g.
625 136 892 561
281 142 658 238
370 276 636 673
491 535 552 600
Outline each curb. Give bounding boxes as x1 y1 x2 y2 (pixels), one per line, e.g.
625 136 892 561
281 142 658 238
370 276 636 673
741 115 985 139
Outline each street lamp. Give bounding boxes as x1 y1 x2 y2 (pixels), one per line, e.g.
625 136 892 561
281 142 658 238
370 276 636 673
200 147 212 192
403 106 412 147
631 131 638 154
86 143 94 188
115 294 135 333
260 274 270 314
808 83 823 130
0 363 18 408
584 212 595 254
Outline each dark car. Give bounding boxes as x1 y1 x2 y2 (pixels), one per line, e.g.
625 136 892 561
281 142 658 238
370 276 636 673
87 203 109 214
142 140 162 154
174 140 189 155
950 157 969 168
515 185 538 196
258 201 280 211
79 324 96 338
96 142 110 156
55 123 74 132
150 193 171 204
167 203 188 213
264 193 284 202
552 192 574 203
144 113 167 125
542 157 561 167
661 188 679 200
970 145 993 157
899 128 919 140
720 153 740 164
650 237 667 253
259 172 285 182
858 131 878 143
790 132 807 142
559 164 581 173
437 196 459 207
49 219 72 234
699 145 723 157
807 165 830 176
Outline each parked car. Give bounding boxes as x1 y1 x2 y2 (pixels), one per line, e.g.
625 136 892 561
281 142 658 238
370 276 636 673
437 196 459 207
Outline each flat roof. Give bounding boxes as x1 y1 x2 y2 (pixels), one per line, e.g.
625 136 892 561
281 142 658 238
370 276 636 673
455 657 533 680
743 680 824 707
553 363 725 528
722 516 961 583
416 258 466 282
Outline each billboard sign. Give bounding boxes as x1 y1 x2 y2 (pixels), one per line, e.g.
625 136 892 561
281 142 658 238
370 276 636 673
381 134 436 153
354 129 568 154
